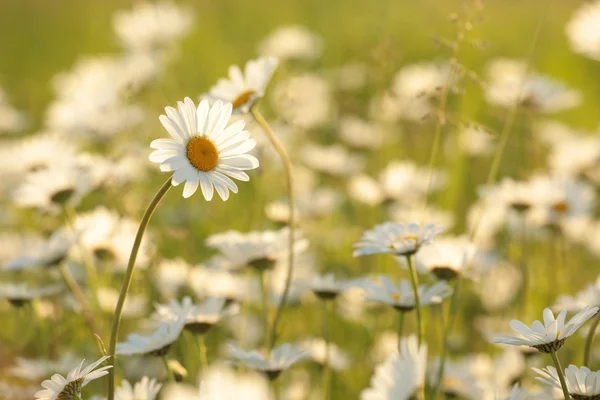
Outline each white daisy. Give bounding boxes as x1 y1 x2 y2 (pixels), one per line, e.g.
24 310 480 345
491 306 599 353
265 187 342 223
358 275 453 311
361 335 427 400
152 258 191 299
228 343 308 380
189 266 252 302
258 25 323 61
301 273 357 301
113 1 192 53
197 365 273 400
149 98 259 200
298 338 352 370
0 283 64 307
338 115 384 150
115 376 162 400
554 275 600 311
534 365 600 399
566 0 600 61
34 356 111 400
3 230 73 271
117 316 185 356
353 222 445 257
299 143 365 177
153 296 238 334
207 57 278 113
498 385 529 400
408 235 477 280
9 352 81 381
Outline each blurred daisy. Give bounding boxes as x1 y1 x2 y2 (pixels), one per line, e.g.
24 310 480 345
298 338 352 370
0 283 63 307
258 25 323 61
301 273 356 301
491 306 599 353
208 57 278 113
117 316 185 356
431 354 493 399
228 343 308 380
338 115 384 150
149 98 259 200
3 230 73 271
566 0 600 61
485 59 581 113
113 1 192 53
196 365 273 400
153 258 191 299
189 266 252 302
459 125 495 157
9 353 81 381
389 204 455 230
554 276 600 311
12 166 94 214
408 235 477 280
205 228 307 271
299 143 365 176
361 335 427 400
498 385 529 400
154 296 238 334
535 365 600 399
265 187 342 223
359 275 452 311
353 222 445 257
34 356 111 400
547 133 600 183
115 376 161 400
96 287 148 318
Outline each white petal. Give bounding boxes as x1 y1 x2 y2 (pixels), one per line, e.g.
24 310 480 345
198 172 214 200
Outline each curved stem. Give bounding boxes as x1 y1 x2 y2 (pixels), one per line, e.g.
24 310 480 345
584 312 600 366
259 270 271 351
162 355 175 383
550 351 570 400
251 107 295 351
106 178 171 400
196 334 209 373
405 255 423 344
518 216 529 317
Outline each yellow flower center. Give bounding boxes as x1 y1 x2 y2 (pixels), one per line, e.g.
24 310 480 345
186 136 219 172
392 293 401 302
552 201 569 214
232 90 256 109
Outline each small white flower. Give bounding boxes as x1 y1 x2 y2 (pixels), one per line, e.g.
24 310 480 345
117 316 185 356
566 0 600 61
189 266 252 302
115 376 162 400
301 273 357 300
534 365 600 398
298 338 352 370
208 57 278 113
409 235 477 280
0 283 63 307
3 230 73 271
196 365 273 400
554 276 600 311
153 258 191 299
228 343 308 379
153 296 238 334
9 353 81 381
258 25 323 61
359 275 452 311
299 143 365 176
491 306 599 353
361 335 427 400
338 115 384 150
353 222 445 257
149 98 259 200
34 356 111 400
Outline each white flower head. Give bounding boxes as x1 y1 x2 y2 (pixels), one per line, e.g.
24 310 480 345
258 25 323 61
0 283 64 307
34 356 111 400
208 57 278 113
353 222 445 257
491 306 599 353
197 365 273 400
361 335 427 400
534 365 600 398
301 273 356 301
115 376 162 400
554 276 600 312
3 230 73 271
298 338 352 370
153 296 239 334
567 0 600 61
150 98 260 200
228 343 308 380
117 316 185 356
410 235 477 280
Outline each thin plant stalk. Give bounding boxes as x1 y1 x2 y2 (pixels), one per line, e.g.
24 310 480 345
321 300 332 400
107 178 171 400
162 355 175 383
433 279 461 400
397 311 405 352
251 107 295 351
58 262 102 350
405 255 423 344
518 216 529 317
550 351 570 400
196 334 209 372
584 312 600 366
259 270 271 350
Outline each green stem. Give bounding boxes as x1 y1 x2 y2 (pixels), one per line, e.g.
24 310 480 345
162 355 175 383
251 107 295 351
322 300 332 400
584 312 600 366
259 270 271 351
397 311 405 352
433 279 461 400
518 216 529 317
405 255 423 344
550 351 571 400
106 178 171 400
196 334 209 372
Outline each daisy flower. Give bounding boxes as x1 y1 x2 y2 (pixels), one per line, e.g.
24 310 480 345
3 230 73 271
554 275 600 311
338 115 384 150
353 222 445 257
301 273 357 301
34 356 111 400
189 266 253 302
153 296 239 334
534 365 600 399
207 57 278 113
228 343 308 380
491 306 599 353
566 0 600 61
298 338 352 370
359 275 453 311
195 365 273 400
498 385 529 400
299 143 365 177
408 236 477 280
152 258 191 299
117 316 185 356
361 335 427 400
0 283 63 307
258 25 323 61
149 98 259 200
115 377 162 400
9 352 81 381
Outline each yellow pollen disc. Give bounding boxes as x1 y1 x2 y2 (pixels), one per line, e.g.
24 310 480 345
232 90 256 109
186 137 219 172
552 201 569 214
392 293 401 302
